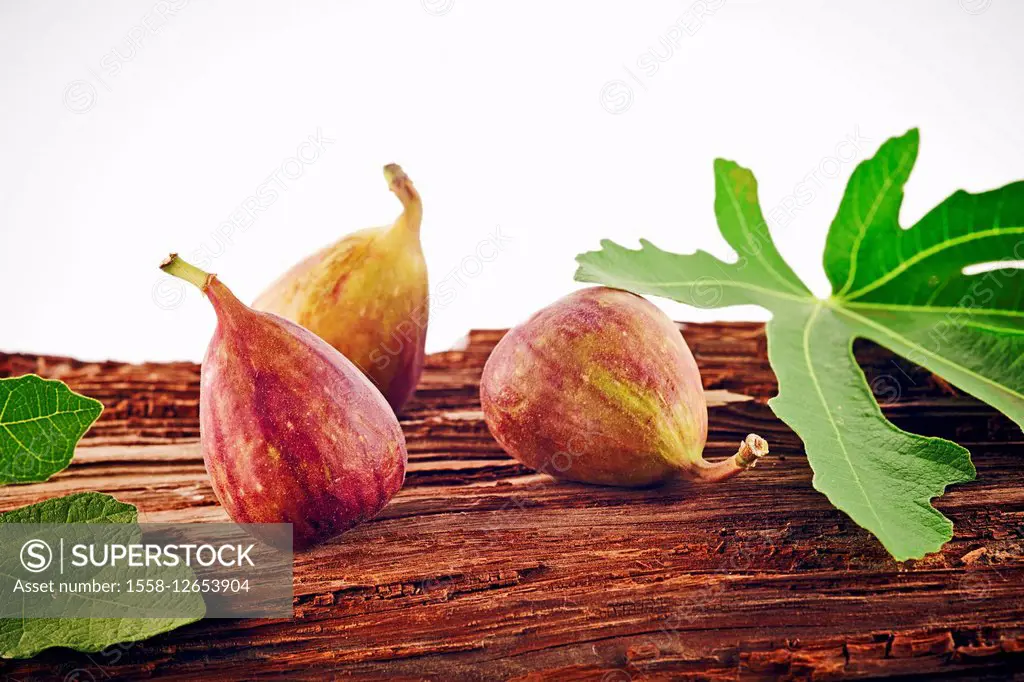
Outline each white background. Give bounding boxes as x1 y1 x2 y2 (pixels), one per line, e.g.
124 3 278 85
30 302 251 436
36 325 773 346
1 0 1021 363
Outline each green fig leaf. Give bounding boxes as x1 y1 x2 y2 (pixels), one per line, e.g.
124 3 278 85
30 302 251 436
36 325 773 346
0 491 136 525
0 375 103 485
0 493 202 659
575 129 1023 560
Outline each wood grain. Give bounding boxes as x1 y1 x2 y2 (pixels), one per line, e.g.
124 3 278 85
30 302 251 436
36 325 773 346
1 323 1022 681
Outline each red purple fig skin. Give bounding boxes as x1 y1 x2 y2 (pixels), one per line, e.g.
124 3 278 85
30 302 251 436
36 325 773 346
161 255 407 549
480 287 767 488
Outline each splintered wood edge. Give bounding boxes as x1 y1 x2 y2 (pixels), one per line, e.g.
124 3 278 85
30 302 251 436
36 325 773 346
704 389 754 407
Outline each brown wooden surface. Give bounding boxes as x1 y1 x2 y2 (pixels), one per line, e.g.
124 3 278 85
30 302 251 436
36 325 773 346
1 322 1022 681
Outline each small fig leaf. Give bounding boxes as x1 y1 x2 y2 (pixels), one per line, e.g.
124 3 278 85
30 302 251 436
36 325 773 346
0 492 202 659
576 128 1023 560
0 375 103 485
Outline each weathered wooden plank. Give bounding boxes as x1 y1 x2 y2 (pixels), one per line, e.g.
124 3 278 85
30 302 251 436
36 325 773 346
1 323 1022 680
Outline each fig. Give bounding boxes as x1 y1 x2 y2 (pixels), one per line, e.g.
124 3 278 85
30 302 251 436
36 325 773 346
480 287 768 487
254 164 428 413
160 254 407 549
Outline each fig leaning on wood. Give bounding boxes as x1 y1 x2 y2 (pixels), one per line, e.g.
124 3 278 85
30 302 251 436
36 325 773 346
480 287 768 487
160 255 407 549
254 164 428 413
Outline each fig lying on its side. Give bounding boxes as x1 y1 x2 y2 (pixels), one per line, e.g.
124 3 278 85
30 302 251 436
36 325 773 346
254 164 428 413
480 287 767 487
161 254 407 549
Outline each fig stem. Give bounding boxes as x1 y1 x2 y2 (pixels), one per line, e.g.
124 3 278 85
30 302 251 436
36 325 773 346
735 433 769 469
690 433 769 484
160 253 212 292
383 163 422 232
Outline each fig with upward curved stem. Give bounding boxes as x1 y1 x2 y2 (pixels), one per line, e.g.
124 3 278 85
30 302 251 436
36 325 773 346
254 164 428 413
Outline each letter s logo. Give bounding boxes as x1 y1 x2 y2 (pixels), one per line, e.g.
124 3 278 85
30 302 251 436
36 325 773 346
21 539 53 573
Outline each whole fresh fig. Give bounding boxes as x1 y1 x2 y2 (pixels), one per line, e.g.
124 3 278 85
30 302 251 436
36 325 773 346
480 287 767 487
161 254 407 549
254 164 428 413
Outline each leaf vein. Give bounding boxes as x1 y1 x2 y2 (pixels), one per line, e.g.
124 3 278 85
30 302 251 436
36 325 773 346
838 145 915 297
843 225 1024 301
801 304 888 537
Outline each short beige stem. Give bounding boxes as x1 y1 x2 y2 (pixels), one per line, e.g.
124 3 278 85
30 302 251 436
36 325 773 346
688 434 769 484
